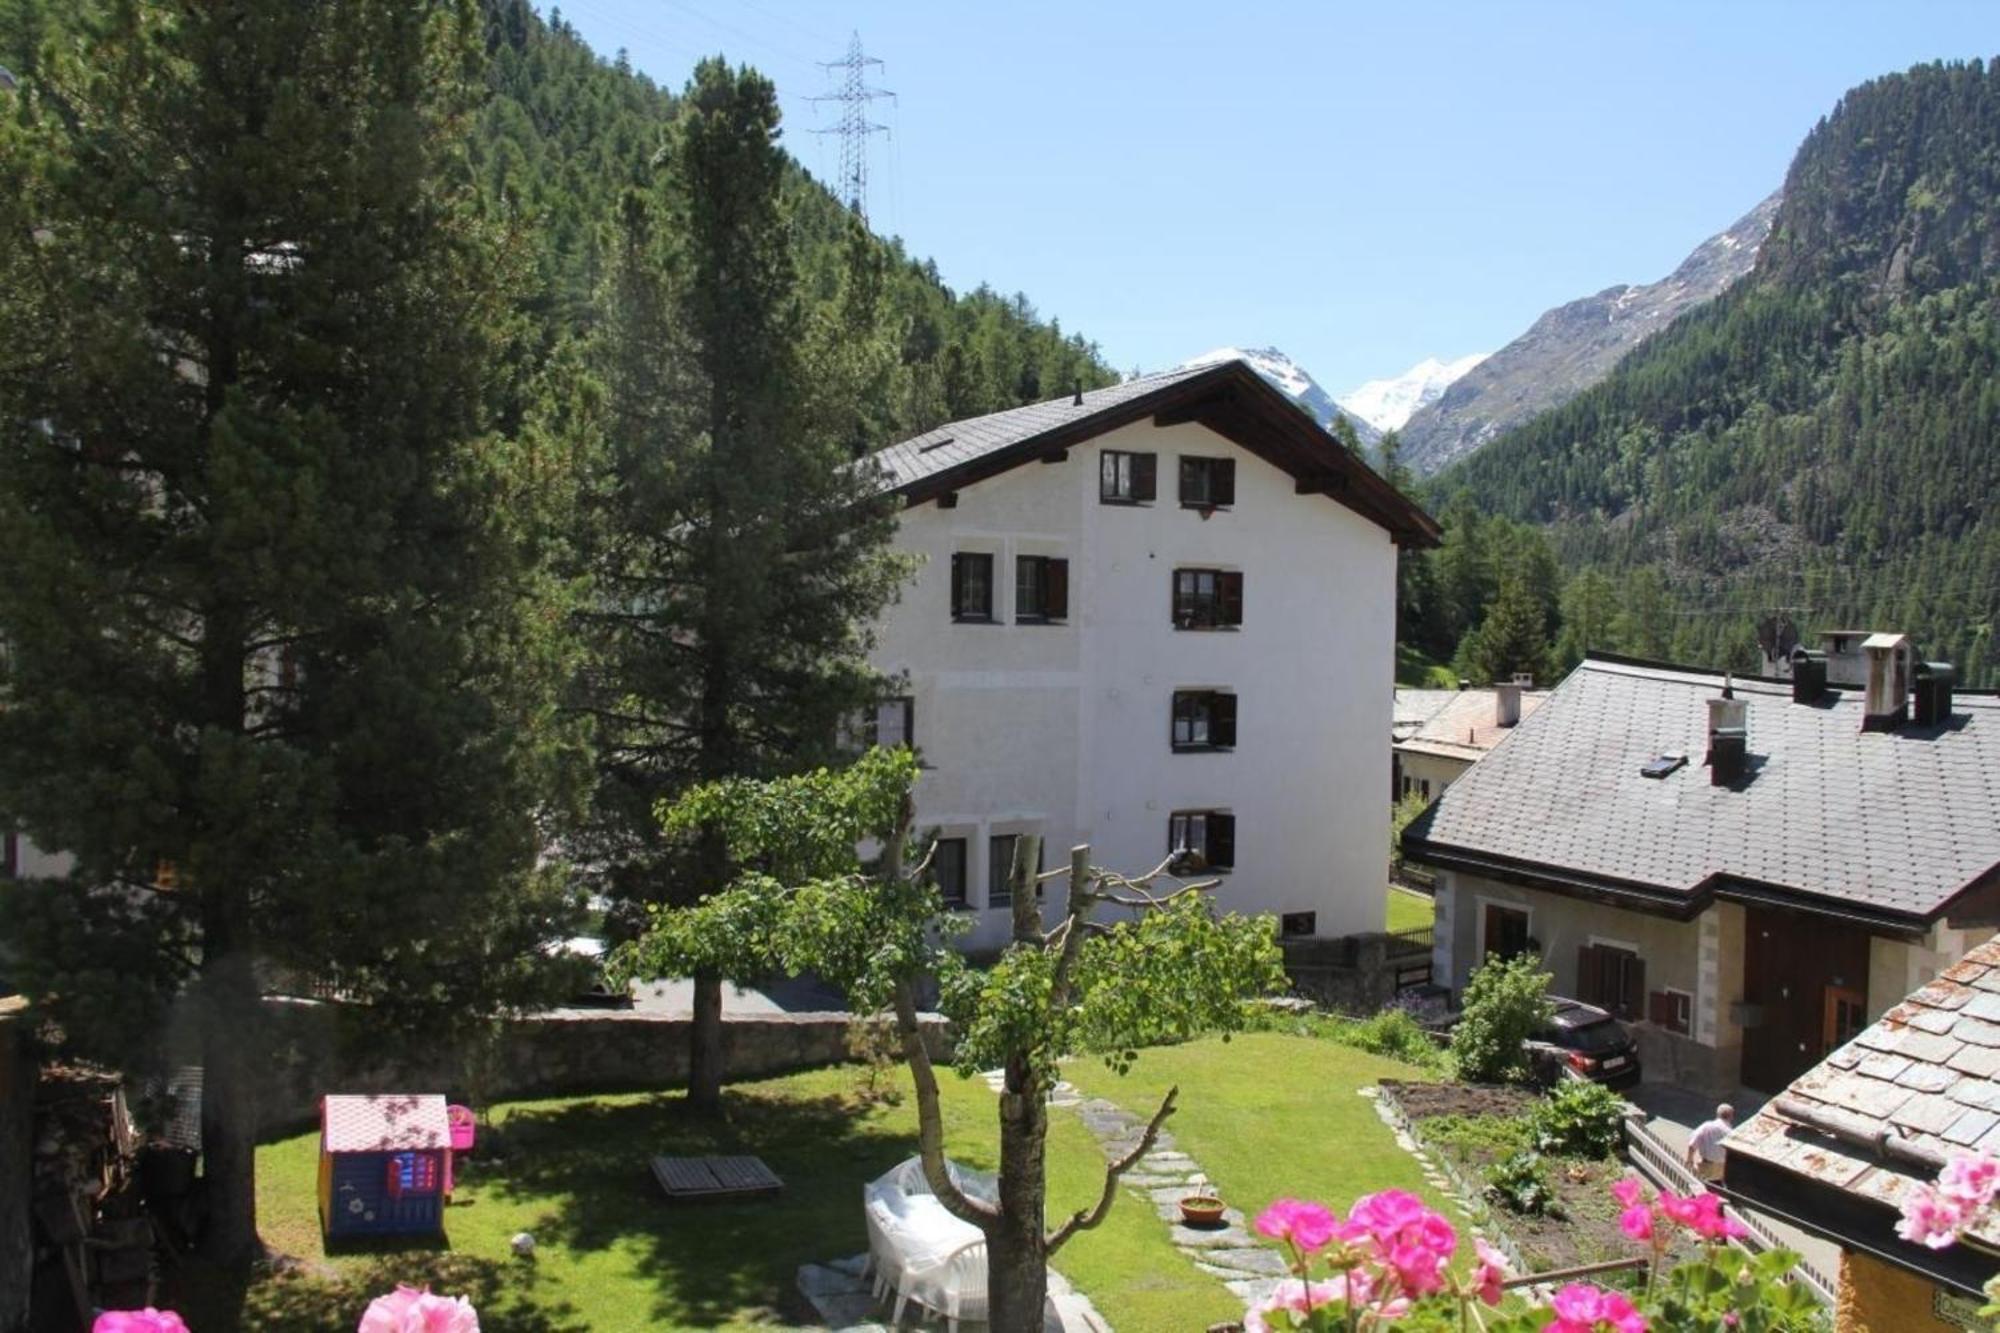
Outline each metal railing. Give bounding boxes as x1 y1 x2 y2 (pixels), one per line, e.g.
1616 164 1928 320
1623 1115 1839 1307
1386 925 1434 956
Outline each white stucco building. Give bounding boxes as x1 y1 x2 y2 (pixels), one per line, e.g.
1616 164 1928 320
865 360 1440 951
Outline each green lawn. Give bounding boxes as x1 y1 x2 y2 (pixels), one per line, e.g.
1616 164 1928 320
1387 885 1435 933
1064 1033 1447 1229
186 1061 1235 1332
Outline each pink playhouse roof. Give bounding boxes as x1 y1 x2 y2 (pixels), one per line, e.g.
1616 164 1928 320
321 1094 451 1154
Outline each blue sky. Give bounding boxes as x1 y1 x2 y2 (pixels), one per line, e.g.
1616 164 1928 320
554 1 1998 394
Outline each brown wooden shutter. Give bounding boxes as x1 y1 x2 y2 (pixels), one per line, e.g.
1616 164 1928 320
1214 458 1236 506
1220 571 1244 626
1622 956 1645 1021
950 554 965 619
1179 457 1199 504
1046 559 1068 619
1132 452 1157 501
1576 944 1602 1006
1209 813 1235 869
1213 693 1238 747
1648 990 1673 1027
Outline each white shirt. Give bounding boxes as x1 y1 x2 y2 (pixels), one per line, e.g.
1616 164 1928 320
1689 1117 1732 1163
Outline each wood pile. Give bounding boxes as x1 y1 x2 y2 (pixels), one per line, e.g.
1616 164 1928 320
31 1064 151 1329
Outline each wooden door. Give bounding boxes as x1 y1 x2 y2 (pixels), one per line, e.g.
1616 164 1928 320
1740 907 1872 1091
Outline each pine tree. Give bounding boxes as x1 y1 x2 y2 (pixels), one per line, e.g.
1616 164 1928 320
0 0 588 1264
579 59 908 1111
1556 568 1620 669
1462 575 1556 685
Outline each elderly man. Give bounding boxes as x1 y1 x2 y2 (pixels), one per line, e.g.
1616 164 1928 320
1686 1103 1735 1183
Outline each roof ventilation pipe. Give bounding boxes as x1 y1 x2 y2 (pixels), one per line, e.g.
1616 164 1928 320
1072 378 1084 407
1791 647 1827 704
1495 682 1522 728
1914 661 1956 727
1706 675 1748 765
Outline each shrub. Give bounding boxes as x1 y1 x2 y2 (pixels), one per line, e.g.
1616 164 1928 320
1328 1009 1449 1072
1485 1149 1563 1217
1531 1078 1628 1159
1450 953 1555 1083
1418 1112 1532 1159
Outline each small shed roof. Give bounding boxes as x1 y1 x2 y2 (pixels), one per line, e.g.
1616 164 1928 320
322 1094 451 1154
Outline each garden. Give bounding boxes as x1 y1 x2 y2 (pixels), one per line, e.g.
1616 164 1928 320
170 1034 1446 1333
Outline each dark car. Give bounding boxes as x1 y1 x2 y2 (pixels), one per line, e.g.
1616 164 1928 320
1529 998 1641 1088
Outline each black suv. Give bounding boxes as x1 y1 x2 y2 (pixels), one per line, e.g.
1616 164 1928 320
1529 998 1641 1088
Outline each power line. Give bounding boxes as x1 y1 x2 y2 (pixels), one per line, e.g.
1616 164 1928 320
809 32 894 222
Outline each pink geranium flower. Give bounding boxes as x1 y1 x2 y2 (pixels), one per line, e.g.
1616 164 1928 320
1658 1190 1747 1242
1244 1278 1350 1332
1542 1282 1648 1333
1610 1176 1646 1209
1938 1154 2000 1211
1470 1238 1509 1306
1897 1184 1970 1249
93 1312 190 1333
1342 1189 1457 1295
1254 1198 1341 1254
357 1285 480 1333
1619 1203 1654 1241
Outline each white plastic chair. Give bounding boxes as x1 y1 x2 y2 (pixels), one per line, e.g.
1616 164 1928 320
890 1222 988 1332
876 1154 1000 1207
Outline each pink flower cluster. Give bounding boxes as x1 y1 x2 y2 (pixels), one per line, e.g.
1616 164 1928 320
1248 1191 1506 1330
1612 1175 1746 1244
1543 1282 1646 1333
1897 1152 2000 1249
92 1312 190 1333
357 1285 480 1333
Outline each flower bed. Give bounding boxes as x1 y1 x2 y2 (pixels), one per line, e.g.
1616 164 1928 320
1378 1081 1699 1278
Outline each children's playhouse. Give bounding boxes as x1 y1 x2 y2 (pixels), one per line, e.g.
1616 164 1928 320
318 1094 452 1240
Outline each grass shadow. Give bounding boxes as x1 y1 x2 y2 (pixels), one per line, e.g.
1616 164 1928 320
174 1250 586 1333
476 1083 917 1328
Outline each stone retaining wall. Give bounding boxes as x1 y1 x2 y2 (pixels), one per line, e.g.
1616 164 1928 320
257 1000 951 1135
0 998 34 1333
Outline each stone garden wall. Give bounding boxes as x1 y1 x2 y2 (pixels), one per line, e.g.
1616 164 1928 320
256 999 951 1135
0 998 34 1333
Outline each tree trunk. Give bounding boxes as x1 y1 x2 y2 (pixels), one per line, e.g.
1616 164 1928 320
989 1056 1050 1333
687 968 725 1112
196 914 261 1267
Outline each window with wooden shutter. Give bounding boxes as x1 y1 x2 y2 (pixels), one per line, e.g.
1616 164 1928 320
1016 556 1068 622
1168 810 1236 872
932 838 969 907
1171 690 1236 751
1178 456 1236 508
1172 568 1243 629
987 833 1045 908
1578 944 1642 1019
1100 450 1157 504
1208 813 1236 870
1648 989 1692 1035
951 553 993 622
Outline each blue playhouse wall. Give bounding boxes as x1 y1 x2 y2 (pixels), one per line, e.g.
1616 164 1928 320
322 1149 446 1239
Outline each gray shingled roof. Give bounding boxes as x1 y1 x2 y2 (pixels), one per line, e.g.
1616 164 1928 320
1404 656 2000 922
871 364 1217 493
1729 935 2000 1242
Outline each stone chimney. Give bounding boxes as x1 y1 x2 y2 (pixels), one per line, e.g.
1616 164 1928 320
1862 633 1912 732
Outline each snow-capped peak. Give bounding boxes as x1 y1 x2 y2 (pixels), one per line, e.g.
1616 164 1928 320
1179 345 1378 443
1337 353 1489 433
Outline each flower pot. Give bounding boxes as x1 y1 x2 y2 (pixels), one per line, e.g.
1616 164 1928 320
1179 1195 1226 1227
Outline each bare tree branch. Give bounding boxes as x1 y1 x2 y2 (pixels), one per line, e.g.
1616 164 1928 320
1046 1085 1179 1253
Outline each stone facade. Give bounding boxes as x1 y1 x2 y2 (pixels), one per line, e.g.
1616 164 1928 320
0 998 33 1333
257 1000 952 1134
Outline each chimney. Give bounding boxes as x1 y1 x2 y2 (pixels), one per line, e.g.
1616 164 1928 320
1861 633 1911 732
1710 726 1748 785
1914 660 1956 727
1705 674 1747 763
1494 682 1522 728
1790 647 1827 704
1072 378 1084 407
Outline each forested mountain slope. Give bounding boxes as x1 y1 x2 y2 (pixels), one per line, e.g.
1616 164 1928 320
1436 60 2000 682
470 0 1116 435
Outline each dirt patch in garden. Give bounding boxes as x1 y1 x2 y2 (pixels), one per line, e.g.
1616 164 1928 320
1380 1080 1696 1279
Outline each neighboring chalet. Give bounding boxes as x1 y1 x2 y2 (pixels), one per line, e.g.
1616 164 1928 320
1403 648 2000 1094
1725 936 2000 1332
1392 682 1546 803
865 359 1440 951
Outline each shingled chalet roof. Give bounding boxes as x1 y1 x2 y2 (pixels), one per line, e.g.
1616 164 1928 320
1396 687 1547 763
869 359 1440 547
1725 938 2000 1294
1403 654 2000 927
